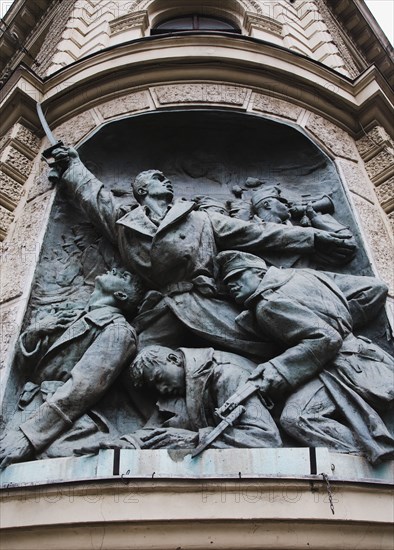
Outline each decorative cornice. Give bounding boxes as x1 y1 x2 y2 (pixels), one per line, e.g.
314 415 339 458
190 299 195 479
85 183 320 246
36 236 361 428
0 0 56 84
327 0 394 87
243 12 283 37
315 0 361 78
109 11 149 36
0 36 393 140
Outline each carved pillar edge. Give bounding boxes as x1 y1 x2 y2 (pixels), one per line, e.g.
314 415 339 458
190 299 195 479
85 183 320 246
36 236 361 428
0 123 41 241
356 126 394 233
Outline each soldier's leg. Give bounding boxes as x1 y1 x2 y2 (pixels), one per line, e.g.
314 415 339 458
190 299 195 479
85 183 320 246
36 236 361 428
280 378 359 452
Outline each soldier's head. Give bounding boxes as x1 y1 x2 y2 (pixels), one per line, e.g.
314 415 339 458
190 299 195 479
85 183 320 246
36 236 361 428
90 268 145 314
129 346 185 396
132 170 174 204
217 251 267 304
251 186 290 223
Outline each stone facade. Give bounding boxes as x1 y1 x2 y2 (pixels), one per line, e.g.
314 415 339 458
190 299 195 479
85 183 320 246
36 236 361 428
0 1 393 546
0 123 41 242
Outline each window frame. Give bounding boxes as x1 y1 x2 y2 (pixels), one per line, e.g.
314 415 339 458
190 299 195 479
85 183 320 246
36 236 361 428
151 14 241 35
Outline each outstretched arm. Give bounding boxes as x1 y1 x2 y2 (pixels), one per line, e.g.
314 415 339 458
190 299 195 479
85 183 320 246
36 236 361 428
52 147 128 245
210 212 356 263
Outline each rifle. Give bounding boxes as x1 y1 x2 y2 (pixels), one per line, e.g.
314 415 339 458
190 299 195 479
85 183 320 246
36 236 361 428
191 380 273 458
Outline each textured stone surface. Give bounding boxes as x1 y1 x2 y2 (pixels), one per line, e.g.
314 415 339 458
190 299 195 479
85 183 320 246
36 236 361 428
0 129 12 152
0 194 52 304
0 304 21 372
365 149 394 183
154 84 249 106
13 124 41 155
27 167 54 202
337 159 376 203
387 211 394 235
0 172 24 207
35 0 76 76
306 114 358 160
53 110 98 145
0 146 33 179
356 126 393 160
97 91 151 119
0 206 14 236
252 94 302 121
352 194 394 294
314 0 360 77
375 177 394 212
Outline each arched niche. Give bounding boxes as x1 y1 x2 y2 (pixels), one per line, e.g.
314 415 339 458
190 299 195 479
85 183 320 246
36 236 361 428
1 108 391 445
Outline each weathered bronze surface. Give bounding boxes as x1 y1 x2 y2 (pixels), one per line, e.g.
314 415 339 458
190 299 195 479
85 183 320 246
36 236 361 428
1 112 392 467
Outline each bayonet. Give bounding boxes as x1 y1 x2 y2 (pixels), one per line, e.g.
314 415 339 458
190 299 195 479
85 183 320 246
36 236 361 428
191 380 274 458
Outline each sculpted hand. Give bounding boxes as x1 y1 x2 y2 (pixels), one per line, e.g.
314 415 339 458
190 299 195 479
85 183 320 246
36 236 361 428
314 230 356 264
34 310 80 336
51 146 80 166
0 430 34 470
249 363 287 394
134 428 198 449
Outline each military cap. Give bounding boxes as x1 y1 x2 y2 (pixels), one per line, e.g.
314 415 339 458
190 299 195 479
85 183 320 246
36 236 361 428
217 251 267 282
251 185 287 208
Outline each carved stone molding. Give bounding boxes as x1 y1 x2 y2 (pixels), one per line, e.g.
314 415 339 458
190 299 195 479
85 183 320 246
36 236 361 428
154 84 249 107
243 12 283 36
355 125 394 224
356 126 393 161
0 206 14 240
0 146 33 182
11 124 41 157
305 114 358 161
314 0 361 78
251 93 302 121
364 150 394 185
0 172 24 210
109 11 149 35
375 177 394 213
98 91 151 120
127 0 262 15
35 0 76 77
0 122 41 241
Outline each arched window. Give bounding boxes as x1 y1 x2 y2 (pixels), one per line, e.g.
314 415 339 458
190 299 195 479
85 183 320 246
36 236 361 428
151 15 241 35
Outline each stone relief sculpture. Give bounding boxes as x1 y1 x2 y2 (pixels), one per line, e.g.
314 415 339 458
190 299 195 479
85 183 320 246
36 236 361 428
1 113 393 468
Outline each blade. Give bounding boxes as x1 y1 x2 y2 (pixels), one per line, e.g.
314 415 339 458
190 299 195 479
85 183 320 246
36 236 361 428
36 102 57 146
191 405 245 458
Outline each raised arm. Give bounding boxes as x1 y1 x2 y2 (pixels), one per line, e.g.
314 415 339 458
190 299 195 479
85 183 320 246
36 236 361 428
52 147 126 244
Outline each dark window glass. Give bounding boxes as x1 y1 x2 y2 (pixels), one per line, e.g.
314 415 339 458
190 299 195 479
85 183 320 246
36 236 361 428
152 15 241 35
